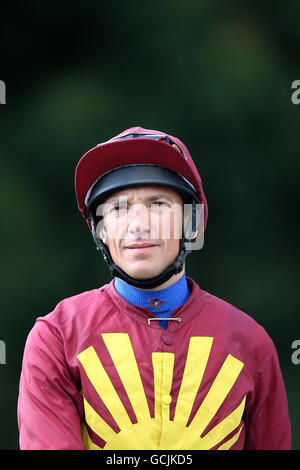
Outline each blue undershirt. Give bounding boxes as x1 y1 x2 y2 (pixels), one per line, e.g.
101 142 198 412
114 273 190 330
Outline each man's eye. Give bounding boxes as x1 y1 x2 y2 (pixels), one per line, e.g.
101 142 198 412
109 204 128 214
151 201 168 209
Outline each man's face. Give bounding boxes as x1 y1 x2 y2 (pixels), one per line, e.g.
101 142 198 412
97 185 184 281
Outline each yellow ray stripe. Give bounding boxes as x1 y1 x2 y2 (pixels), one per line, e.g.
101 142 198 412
152 352 175 420
152 353 163 420
77 345 131 428
218 424 244 450
83 396 118 444
161 353 175 421
200 395 246 449
102 333 151 421
189 354 244 435
174 337 213 424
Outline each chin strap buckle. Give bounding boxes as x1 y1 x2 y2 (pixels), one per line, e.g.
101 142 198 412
147 317 181 326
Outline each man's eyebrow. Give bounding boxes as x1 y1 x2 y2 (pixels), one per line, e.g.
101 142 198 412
146 194 175 203
103 196 130 206
104 194 176 205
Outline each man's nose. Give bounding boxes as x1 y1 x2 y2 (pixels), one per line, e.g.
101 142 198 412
128 204 150 235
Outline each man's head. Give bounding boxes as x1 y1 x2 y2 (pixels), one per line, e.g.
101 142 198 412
98 185 184 287
75 126 208 289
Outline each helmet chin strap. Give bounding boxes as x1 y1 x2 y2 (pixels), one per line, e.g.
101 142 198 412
96 235 191 289
89 201 197 290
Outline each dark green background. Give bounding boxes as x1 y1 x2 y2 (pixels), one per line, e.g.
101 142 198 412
0 1 299 450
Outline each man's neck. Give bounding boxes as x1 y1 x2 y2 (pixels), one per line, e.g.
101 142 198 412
114 271 190 330
133 269 185 291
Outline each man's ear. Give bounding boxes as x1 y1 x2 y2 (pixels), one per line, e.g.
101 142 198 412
183 211 198 240
191 230 198 241
98 224 108 245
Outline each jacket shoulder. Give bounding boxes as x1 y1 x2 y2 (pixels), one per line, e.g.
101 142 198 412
198 286 274 351
34 283 111 333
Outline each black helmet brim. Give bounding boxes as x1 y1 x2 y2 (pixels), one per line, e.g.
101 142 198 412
85 164 200 218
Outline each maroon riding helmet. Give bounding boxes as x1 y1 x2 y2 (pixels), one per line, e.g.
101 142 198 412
75 126 208 288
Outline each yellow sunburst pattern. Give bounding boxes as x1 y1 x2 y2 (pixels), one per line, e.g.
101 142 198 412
77 333 246 450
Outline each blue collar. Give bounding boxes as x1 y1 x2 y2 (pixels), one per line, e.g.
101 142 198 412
114 273 190 330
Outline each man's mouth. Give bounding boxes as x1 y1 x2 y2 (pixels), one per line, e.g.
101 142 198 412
125 242 160 249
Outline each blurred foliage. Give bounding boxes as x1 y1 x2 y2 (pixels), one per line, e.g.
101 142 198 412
0 1 299 450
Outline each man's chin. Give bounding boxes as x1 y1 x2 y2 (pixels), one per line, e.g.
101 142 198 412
122 264 164 281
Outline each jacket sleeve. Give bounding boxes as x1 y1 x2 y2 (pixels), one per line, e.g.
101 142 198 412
244 332 291 450
18 319 85 450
